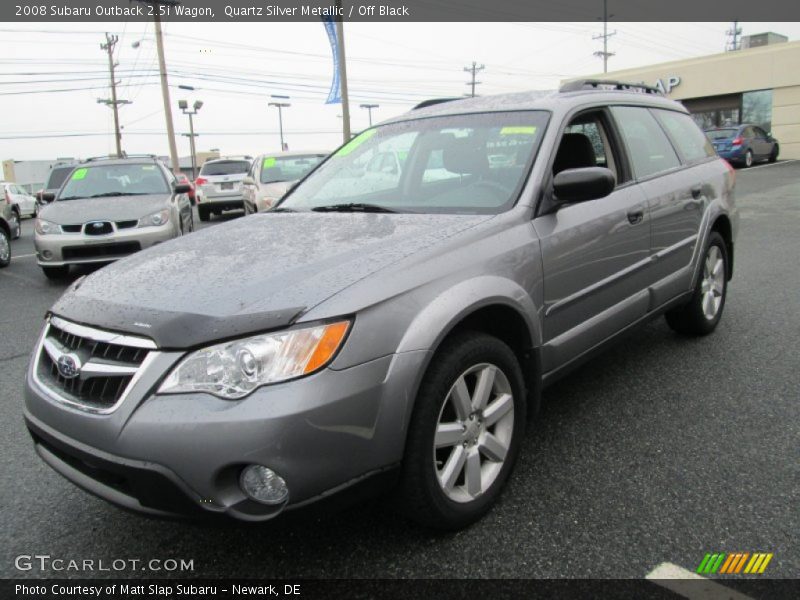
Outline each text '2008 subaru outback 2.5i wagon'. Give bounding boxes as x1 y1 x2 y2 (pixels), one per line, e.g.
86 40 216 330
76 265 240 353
24 81 737 529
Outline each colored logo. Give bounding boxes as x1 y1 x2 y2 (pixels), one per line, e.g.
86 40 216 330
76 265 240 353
697 552 773 575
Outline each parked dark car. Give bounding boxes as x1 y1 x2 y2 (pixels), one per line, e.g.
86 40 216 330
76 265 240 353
1 193 22 267
36 163 79 215
705 124 779 167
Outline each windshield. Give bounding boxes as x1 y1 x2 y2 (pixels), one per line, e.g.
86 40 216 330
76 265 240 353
58 163 169 200
280 111 548 214
46 166 73 189
200 160 251 176
260 154 326 184
705 128 738 141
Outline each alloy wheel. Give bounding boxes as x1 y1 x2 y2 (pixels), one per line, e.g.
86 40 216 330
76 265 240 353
700 245 725 320
0 232 9 262
433 363 514 503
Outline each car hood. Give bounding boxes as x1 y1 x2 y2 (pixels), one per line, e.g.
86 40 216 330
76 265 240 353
40 195 170 224
51 212 494 348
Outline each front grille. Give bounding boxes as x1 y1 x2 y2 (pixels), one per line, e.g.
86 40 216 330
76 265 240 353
61 224 82 233
62 241 140 260
85 221 113 236
116 220 137 229
35 317 156 412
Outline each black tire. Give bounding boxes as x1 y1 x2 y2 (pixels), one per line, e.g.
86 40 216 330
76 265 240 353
398 331 527 530
198 205 210 222
743 149 754 168
665 232 728 336
768 145 779 163
0 227 10 268
42 265 70 280
186 210 194 233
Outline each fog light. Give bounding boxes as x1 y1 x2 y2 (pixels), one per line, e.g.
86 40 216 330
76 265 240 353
240 465 288 505
42 250 53 260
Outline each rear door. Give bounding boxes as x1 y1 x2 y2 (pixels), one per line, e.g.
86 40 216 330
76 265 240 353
535 108 651 374
751 126 772 159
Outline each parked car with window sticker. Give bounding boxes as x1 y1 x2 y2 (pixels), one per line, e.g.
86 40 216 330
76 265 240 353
242 151 328 214
24 81 737 529
34 156 194 280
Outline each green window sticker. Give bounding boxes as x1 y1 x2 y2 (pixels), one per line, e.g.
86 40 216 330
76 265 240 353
71 168 88 180
142 165 156 171
336 129 377 157
500 126 537 136
263 157 277 168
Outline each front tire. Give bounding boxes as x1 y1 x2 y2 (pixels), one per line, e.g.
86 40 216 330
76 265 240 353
665 232 728 336
42 265 70 280
743 149 754 168
769 145 779 163
0 228 10 268
398 331 526 529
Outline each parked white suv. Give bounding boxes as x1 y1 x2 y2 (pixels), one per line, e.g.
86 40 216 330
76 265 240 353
242 151 328 213
1 181 37 219
194 156 252 221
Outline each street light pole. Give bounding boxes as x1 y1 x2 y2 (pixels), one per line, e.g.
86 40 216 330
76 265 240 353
269 102 290 151
359 103 379 127
179 99 203 179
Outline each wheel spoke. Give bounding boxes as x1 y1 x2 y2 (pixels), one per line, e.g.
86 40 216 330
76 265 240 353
712 258 724 279
472 365 496 411
439 445 467 492
464 448 482 498
478 431 508 462
435 422 464 448
483 393 513 427
702 293 715 318
450 376 472 421
713 278 724 295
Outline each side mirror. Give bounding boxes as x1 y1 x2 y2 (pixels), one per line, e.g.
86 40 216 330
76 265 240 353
41 192 56 203
242 176 255 186
173 183 192 194
553 167 615 204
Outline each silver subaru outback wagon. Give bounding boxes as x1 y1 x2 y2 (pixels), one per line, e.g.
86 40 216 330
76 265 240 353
24 81 737 529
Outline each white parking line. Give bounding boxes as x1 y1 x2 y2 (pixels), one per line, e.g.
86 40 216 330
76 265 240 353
646 562 753 600
11 253 37 259
739 159 798 172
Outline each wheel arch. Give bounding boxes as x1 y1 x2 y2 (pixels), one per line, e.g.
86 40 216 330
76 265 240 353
710 214 734 280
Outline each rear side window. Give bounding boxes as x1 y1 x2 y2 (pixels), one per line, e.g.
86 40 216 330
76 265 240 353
200 160 250 176
653 110 715 163
611 106 680 179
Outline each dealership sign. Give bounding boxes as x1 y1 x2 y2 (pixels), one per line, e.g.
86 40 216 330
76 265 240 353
654 76 682 94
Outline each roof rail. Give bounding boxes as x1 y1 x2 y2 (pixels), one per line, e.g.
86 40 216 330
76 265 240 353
84 153 159 162
559 79 662 95
413 98 463 110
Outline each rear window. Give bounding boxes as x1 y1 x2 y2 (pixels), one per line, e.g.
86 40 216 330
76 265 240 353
653 110 715 163
705 129 737 141
46 166 74 189
200 160 250 176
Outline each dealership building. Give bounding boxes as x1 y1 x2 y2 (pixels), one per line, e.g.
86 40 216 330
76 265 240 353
576 34 800 159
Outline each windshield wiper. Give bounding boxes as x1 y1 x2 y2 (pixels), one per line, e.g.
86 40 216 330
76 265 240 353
269 207 298 213
87 192 150 198
311 203 397 213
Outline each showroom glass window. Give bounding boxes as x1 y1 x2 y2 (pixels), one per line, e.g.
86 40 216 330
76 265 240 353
742 89 773 133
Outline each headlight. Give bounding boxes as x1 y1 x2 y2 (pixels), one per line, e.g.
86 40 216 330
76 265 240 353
158 320 351 399
34 219 61 235
137 209 170 228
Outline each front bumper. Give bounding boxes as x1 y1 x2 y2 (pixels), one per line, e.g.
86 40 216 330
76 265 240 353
24 341 428 521
35 223 177 267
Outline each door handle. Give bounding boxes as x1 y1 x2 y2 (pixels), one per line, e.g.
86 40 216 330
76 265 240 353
691 185 702 199
627 210 644 225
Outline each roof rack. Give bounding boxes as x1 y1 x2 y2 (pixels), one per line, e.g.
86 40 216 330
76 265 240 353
84 153 159 162
559 79 662 95
412 98 463 110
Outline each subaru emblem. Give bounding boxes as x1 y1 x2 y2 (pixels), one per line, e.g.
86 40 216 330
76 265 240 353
56 354 81 379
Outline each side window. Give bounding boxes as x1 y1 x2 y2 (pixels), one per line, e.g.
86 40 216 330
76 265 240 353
611 106 681 179
653 109 715 163
556 110 624 184
742 126 755 139
753 127 768 138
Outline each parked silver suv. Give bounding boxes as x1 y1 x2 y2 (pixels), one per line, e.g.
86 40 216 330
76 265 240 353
194 156 252 221
24 82 737 529
34 156 194 280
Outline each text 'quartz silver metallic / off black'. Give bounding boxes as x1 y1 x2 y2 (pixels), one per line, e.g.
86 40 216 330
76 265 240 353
24 81 737 529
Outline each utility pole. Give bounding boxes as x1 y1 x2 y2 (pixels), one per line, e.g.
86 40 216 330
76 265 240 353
359 103 379 127
725 21 742 51
463 61 484 97
99 33 128 157
592 0 616 73
335 0 351 142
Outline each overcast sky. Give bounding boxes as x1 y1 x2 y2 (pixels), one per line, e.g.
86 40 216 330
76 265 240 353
2 21 799 161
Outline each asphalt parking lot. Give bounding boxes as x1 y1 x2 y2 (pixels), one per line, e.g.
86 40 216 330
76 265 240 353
1 162 798 581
